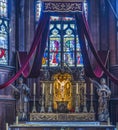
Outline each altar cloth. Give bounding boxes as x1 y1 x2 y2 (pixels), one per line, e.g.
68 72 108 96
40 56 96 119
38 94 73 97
9 122 115 128
26 121 100 126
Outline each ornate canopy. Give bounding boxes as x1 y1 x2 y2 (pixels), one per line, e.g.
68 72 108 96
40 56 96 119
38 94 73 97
42 0 85 12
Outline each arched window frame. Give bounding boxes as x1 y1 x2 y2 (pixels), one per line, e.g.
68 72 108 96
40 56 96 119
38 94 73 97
35 0 88 68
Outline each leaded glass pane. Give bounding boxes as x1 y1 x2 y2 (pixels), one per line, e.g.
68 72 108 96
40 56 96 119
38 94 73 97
64 52 75 66
0 20 8 64
50 39 61 52
35 0 41 22
50 24 54 30
76 52 83 66
49 29 61 66
76 36 83 66
70 24 74 29
64 29 74 51
76 36 80 51
50 16 60 21
62 17 74 21
63 24 68 30
50 52 61 66
0 0 7 17
42 52 48 66
56 24 61 29
63 27 75 66
42 44 48 66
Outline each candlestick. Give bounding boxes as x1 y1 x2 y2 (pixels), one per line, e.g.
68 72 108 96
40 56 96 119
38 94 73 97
33 83 36 95
84 83 86 94
83 83 87 112
91 83 93 95
16 116 18 124
50 83 52 94
76 83 78 94
6 123 8 130
107 117 110 125
42 83 45 94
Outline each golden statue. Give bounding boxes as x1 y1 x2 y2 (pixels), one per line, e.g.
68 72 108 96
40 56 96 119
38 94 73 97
53 73 72 112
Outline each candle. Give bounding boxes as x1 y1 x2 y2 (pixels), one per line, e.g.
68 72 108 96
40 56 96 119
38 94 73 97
6 123 8 130
50 83 52 94
42 83 45 94
33 83 36 95
91 83 93 95
76 83 78 94
84 83 86 94
16 116 18 124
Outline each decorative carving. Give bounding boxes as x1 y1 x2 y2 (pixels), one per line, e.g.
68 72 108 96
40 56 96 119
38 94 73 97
43 2 82 12
30 113 95 121
30 113 58 121
67 113 95 121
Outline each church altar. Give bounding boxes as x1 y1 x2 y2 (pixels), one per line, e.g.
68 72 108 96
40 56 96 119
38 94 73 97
30 71 95 122
10 0 113 129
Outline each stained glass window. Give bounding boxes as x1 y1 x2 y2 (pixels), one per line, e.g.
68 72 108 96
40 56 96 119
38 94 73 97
0 0 8 65
35 1 87 67
42 16 83 67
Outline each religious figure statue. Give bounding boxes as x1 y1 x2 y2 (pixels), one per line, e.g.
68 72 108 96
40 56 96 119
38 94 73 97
90 78 111 121
56 76 69 99
53 73 72 112
11 77 30 121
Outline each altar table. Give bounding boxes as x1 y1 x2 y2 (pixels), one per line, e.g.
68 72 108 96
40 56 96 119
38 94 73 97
9 122 116 130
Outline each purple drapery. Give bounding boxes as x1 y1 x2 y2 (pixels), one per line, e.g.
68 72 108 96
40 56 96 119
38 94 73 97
17 17 50 78
1 11 118 89
0 12 50 89
29 19 50 78
94 50 109 77
75 13 118 84
75 14 100 78
17 51 30 77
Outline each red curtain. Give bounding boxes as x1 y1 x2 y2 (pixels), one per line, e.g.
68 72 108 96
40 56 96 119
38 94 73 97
75 13 118 84
17 17 50 78
17 51 30 78
1 11 118 89
0 12 50 89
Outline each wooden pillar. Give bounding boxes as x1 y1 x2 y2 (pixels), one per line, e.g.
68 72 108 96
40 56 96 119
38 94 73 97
88 0 100 50
99 0 109 50
24 0 35 52
108 0 116 65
